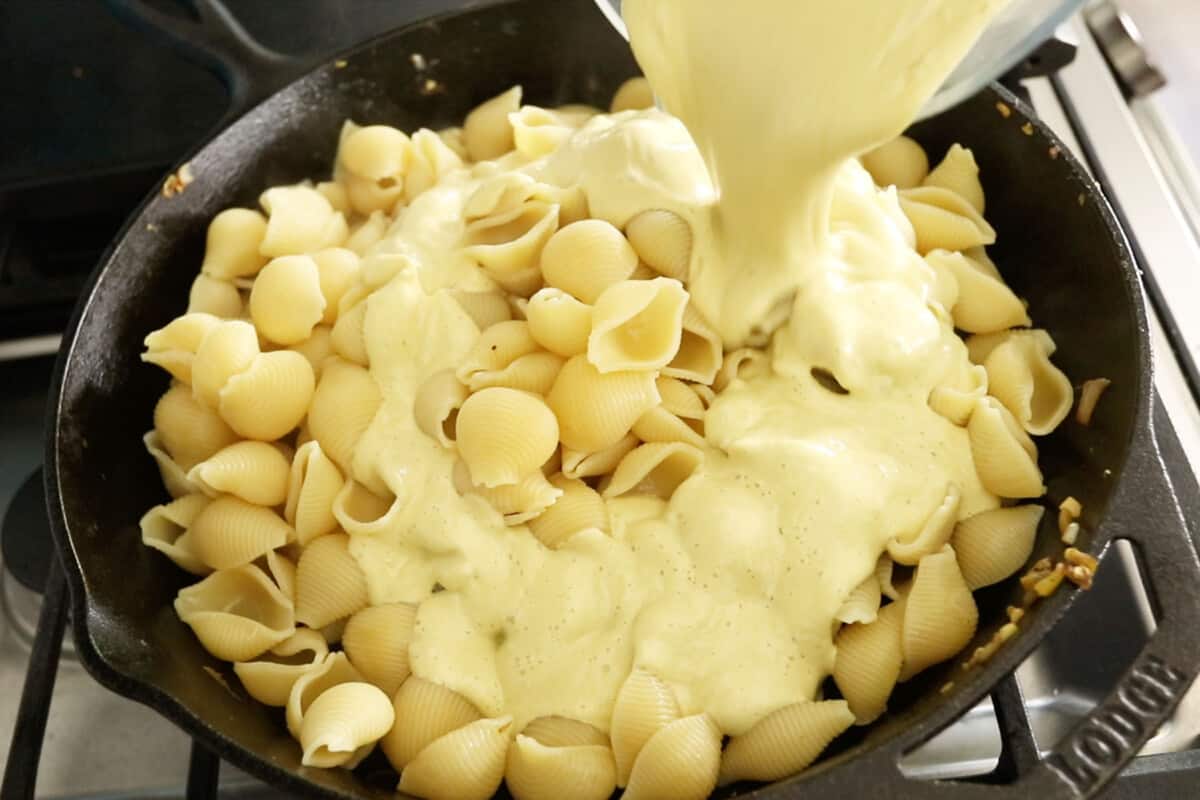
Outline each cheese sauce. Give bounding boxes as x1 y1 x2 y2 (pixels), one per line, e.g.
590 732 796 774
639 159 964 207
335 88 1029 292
353 0 1006 735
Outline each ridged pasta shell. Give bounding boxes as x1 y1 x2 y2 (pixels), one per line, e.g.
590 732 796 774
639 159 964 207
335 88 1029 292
339 124 411 180
898 187 996 254
188 496 292 570
506 736 616 800
929 364 989 426
713 347 770 392
308 357 381 473
860 135 929 190
201 207 269 279
263 549 297 602
284 441 344 545
330 299 369 367
316 180 350 214
952 505 1044 589
610 668 681 786
187 441 291 506
967 397 1044 498
382 676 483 771
547 356 660 453
300 681 395 768
663 305 722 384
834 600 905 724
464 202 559 292
924 144 985 213
312 248 360 325
190 319 259 409
344 209 390 256
140 494 212 575
343 602 418 697
295 533 369 628
468 351 565 395
404 128 465 204
588 278 688 373
526 288 592 357
888 483 961 566
465 171 538 220
154 384 240 470
289 325 334 379
460 466 564 526
456 320 540 388
901 546 978 681
414 369 470 448
656 377 706 420
343 172 405 216
286 651 364 737
174 564 294 662
521 716 609 747
258 184 342 258
632 406 707 449
625 209 692 282
187 278 243 319
603 442 704 500
926 249 1030 334
540 219 639 304
463 86 522 161
835 574 881 625
233 627 327 706
332 480 401 536
718 700 855 785
218 351 315 441
984 334 1073 435
528 475 609 549
142 312 222 383
623 714 721 800
143 431 202 498
248 255 326 345
966 328 1055 367
450 289 513 331
456 388 560 488
561 434 639 480
510 106 574 159
876 553 900 600
398 716 514 800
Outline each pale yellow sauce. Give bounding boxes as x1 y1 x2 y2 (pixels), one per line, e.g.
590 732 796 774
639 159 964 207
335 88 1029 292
352 0 1005 735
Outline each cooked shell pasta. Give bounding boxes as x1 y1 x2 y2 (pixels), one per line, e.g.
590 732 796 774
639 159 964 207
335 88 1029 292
187 274 243 318
663 304 722 384
655 377 706 419
540 219 639 304
286 651 365 738
295 533 369 628
835 573 881 625
218 351 315 441
521 716 608 747
526 288 592 357
718 700 855 785
233 627 328 707
191 319 260 409
290 325 334 378
983 332 1073 435
860 135 929 190
875 553 900 601
450 289 513 331
610 668 681 786
456 464 564 526
506 735 616 800
187 441 291 507
470 351 565 395
547 356 660 453
509 105 575 159
333 480 401 536
927 249 1030 334
713 347 770 392
456 388 559 487
625 209 692 281
139 494 212 575
967 397 1045 498
527 474 609 549
315 180 350 214
414 369 470 448
201 207 269 279
306 357 381 473
900 545 978 680
463 86 522 161
456 320 540 388
622 714 721 800
898 187 996 254
330 299 369 367
249 255 327 345
603 442 704 500
924 144 985 213
561 433 640 480
342 602 418 697
588 278 688 372
610 76 655 112
928 363 988 426
338 124 411 181
174 564 294 662
404 128 466 203
887 483 961 566
143 430 202 498
189 496 293 570
142 312 221 384
952 505 1044 589
285 441 344 545
300 681 395 768
833 600 905 724
965 327 1056 367
259 185 346 257
312 248 361 325
463 202 559 296
154 384 239 470
631 406 706 449
398 716 514 800
381 676 483 771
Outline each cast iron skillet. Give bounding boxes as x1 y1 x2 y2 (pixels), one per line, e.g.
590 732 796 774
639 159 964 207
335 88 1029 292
44 0 1200 797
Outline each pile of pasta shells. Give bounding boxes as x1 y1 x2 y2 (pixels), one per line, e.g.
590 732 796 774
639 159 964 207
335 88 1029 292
136 73 1076 800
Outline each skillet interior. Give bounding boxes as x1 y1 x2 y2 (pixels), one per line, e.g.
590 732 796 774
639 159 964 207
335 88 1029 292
47 0 1146 796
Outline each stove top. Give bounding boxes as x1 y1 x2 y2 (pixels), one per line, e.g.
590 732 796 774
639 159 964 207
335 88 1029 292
3 1 1200 798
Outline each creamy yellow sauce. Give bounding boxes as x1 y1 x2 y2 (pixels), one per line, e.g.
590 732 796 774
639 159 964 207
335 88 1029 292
352 0 1005 736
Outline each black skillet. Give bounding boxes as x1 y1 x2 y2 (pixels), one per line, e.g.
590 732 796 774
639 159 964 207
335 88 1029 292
33 0 1200 798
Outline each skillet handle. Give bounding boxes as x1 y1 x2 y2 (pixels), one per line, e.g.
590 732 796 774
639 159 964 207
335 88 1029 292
103 0 313 120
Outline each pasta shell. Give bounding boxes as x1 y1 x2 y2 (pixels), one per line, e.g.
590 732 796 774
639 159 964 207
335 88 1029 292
631 406 706 449
713 347 771 392
901 545 978 681
315 180 350 214
561 434 639 480
603 442 704 500
263 549 297 603
924 144 985 213
718 700 855 785
860 135 929 190
967 397 1044 498
286 651 365 737
139 494 212 575
876 553 900 601
526 288 592 358
187 441 291 507
189 496 292 570
521 716 608 747
186 275 242 320
464 202 559 294
611 76 654 112
952 505 1044 590
249 255 326 345
312 248 361 325
610 668 681 786
143 430 202 498
190 320 260 409
835 574 881 625
966 328 1056 367
142 312 222 383
456 320 540 388
289 325 334 379
456 388 559 487
984 334 1073 435
457 464 564 526
414 369 470 448
465 171 538 220
218 351 315 441
929 364 989 426
663 305 722 384
300 681 395 768
382 676 483 771
201 207 269 279
655 377 706 419
625 209 692 282
527 474 609 549
330 298 369 367
547 356 660 453
344 209 390 255
343 602 418 697
307 357 380 473
450 289 513 331
927 250 1030 334
888 483 962 566
339 124 411 180
284 441 344 544
404 128 465 204
233 627 327 706
506 736 616 800
468 352 565 395
258 184 343 258
540 219 638 304
510 105 574 159
898 187 996 254
154 384 240 470
398 716 514 800
344 172 405 216
834 600 905 724
623 714 721 800
463 86 522 161
174 564 294 662
588 278 688 373
295 533 369 628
